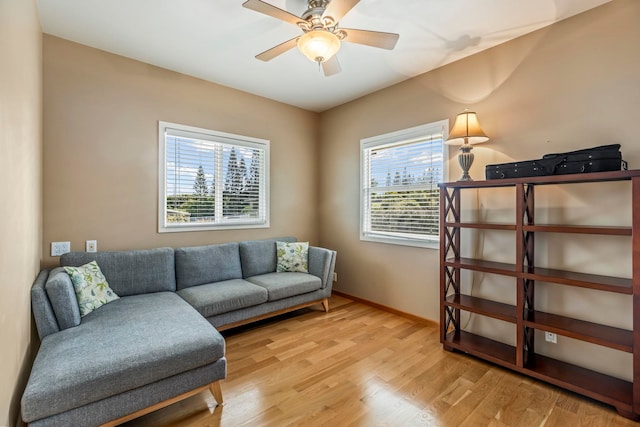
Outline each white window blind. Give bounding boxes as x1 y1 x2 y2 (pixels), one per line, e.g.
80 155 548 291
361 121 447 248
159 121 269 232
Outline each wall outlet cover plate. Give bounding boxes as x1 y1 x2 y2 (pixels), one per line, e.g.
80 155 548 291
86 240 97 252
544 331 558 344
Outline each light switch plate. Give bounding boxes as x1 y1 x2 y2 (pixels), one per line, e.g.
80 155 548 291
51 241 71 257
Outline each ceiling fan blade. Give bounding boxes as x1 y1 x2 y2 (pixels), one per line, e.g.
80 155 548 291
322 56 341 76
323 0 360 22
256 37 299 61
242 0 303 26
342 28 399 50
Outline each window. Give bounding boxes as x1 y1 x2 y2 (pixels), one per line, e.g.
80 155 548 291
360 120 448 248
158 121 269 232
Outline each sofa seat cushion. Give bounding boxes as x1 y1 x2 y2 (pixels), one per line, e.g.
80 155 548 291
21 292 225 423
177 279 268 318
246 272 322 301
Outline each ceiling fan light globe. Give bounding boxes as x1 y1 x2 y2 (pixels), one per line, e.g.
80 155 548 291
297 30 341 63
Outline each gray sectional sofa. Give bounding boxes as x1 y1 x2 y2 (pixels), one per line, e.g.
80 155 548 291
21 237 336 427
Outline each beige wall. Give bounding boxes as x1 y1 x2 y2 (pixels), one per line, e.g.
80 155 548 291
0 0 42 425
319 0 640 379
42 35 320 267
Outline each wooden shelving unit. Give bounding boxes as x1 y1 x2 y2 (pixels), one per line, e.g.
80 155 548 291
439 170 640 420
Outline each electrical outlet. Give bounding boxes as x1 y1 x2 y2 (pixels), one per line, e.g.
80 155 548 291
51 241 71 257
333 272 338 282
86 240 97 252
545 331 557 344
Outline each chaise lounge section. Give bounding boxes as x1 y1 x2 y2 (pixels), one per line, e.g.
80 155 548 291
22 248 227 427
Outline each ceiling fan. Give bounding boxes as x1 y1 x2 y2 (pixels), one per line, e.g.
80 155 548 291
242 0 400 76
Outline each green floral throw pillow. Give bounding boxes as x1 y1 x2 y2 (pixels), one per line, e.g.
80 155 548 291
64 261 119 317
276 241 309 273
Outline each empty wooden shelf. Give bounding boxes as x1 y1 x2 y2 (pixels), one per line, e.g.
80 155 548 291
439 170 640 420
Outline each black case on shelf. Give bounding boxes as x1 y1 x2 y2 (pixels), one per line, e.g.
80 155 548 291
485 144 625 180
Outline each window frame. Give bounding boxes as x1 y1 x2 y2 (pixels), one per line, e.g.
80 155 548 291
158 121 270 233
360 120 449 249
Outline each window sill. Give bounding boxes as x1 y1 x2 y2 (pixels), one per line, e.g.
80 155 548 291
159 222 270 233
360 234 439 249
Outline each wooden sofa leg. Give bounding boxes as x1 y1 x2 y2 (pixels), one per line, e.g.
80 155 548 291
322 298 329 312
209 381 223 405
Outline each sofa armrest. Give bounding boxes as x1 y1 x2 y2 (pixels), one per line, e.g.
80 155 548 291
308 246 337 290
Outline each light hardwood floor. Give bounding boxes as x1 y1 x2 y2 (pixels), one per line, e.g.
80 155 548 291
123 295 637 427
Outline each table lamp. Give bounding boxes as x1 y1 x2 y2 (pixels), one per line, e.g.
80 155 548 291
446 110 489 181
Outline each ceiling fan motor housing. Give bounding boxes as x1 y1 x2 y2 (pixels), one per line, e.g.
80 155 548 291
304 0 330 17
301 0 336 30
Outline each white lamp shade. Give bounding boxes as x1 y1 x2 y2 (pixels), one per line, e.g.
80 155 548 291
446 111 489 145
297 30 341 63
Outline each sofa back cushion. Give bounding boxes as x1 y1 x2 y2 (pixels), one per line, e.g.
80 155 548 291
239 237 296 278
60 248 176 296
31 270 60 340
175 242 242 290
45 267 82 330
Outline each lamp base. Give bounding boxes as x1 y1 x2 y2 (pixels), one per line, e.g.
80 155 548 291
457 144 474 181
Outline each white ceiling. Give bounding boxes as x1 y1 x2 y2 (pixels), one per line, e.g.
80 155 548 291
37 0 611 112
